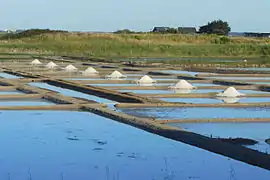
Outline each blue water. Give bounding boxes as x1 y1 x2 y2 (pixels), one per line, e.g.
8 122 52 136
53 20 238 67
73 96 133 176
119 89 220 94
208 76 270 80
172 122 270 153
161 97 270 104
0 110 269 180
66 77 178 83
160 98 221 104
0 72 22 79
119 89 268 95
90 83 172 87
192 83 220 87
0 91 23 95
29 82 114 103
160 70 198 76
0 100 54 106
119 107 270 120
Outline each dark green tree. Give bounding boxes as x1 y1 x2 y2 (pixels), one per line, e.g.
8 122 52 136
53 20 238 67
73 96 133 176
199 20 231 35
166 28 178 34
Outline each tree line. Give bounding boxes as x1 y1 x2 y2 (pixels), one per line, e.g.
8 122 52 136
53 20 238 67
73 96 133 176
114 20 231 36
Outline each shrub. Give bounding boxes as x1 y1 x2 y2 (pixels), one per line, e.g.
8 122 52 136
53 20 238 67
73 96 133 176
0 29 67 40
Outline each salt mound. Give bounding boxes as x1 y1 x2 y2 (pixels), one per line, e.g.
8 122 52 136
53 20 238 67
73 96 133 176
30 59 42 65
106 70 126 79
217 97 241 104
216 87 245 98
45 61 58 69
64 64 78 72
169 80 195 89
136 75 157 84
82 67 98 75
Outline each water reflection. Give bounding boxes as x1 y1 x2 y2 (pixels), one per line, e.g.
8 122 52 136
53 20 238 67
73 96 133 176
1 111 269 179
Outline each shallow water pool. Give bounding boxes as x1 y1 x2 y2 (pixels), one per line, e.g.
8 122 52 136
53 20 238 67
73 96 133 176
120 89 268 95
0 72 22 79
160 70 198 76
161 97 270 104
0 110 269 180
119 107 270 120
0 91 24 95
208 76 270 80
90 83 172 87
0 100 54 106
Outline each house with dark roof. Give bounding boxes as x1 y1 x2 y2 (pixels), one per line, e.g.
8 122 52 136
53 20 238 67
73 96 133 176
152 27 170 33
178 27 197 34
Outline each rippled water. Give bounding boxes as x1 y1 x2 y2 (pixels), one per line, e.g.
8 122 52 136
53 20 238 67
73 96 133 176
161 97 270 104
119 107 270 119
119 89 267 94
0 100 54 106
0 111 268 180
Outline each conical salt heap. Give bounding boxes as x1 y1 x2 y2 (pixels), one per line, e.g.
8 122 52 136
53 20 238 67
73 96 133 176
64 64 77 72
45 61 58 69
169 80 195 89
30 59 42 65
136 75 157 84
106 70 126 79
216 87 245 98
82 67 98 75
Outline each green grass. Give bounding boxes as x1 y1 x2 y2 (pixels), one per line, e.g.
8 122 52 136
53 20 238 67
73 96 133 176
0 32 270 60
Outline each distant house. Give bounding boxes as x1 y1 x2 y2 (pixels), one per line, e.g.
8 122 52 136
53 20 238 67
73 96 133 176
178 27 197 34
244 32 270 38
152 27 170 33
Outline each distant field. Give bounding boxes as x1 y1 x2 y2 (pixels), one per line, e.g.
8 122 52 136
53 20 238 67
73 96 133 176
0 32 270 60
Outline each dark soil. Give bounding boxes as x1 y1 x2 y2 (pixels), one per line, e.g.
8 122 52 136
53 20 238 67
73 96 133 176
214 138 258 146
265 138 270 145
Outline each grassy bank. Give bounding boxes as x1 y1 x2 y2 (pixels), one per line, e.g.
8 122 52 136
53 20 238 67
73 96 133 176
0 32 270 59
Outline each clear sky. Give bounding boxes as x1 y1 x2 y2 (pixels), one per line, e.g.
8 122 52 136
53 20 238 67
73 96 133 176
0 0 269 32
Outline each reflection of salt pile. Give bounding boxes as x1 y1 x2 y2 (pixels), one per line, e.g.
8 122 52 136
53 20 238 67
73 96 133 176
217 97 241 104
216 87 245 97
82 67 99 76
106 70 127 79
30 59 42 65
169 80 195 89
173 89 193 94
136 75 157 84
64 64 78 72
45 61 58 69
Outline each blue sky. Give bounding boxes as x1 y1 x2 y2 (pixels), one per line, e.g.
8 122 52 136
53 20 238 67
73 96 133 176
0 0 269 32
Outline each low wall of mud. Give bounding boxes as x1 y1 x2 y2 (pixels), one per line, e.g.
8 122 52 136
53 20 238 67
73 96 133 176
212 80 252 86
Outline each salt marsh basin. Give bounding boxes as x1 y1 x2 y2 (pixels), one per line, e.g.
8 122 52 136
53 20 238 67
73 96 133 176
119 107 270 119
0 110 269 180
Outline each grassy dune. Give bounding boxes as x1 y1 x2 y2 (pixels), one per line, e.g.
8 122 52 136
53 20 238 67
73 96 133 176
0 32 270 59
